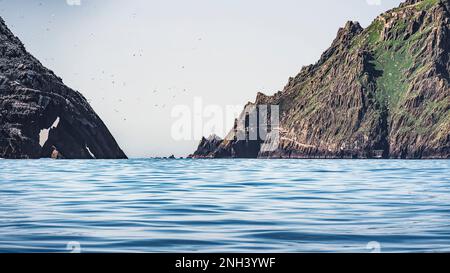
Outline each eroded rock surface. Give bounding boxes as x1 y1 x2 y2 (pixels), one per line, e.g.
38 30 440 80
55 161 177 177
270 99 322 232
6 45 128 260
0 17 127 159
193 0 450 159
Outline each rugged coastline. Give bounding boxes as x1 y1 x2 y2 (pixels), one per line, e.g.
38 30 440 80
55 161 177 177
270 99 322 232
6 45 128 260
192 0 450 159
0 17 127 159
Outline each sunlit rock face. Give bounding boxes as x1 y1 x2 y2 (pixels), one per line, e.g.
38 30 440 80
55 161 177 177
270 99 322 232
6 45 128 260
193 0 450 159
0 17 127 159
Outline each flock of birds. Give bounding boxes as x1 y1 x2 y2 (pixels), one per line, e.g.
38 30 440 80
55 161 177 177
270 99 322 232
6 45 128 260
5 2 205 124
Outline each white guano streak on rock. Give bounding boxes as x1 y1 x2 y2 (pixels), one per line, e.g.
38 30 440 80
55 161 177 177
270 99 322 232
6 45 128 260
39 117 60 147
86 146 96 159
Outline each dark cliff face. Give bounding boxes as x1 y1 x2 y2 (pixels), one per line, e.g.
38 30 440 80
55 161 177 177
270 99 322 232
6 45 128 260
193 0 450 159
0 17 127 159
191 135 223 158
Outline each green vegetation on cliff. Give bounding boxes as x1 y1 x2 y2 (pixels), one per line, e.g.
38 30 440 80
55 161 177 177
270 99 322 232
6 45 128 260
193 0 450 159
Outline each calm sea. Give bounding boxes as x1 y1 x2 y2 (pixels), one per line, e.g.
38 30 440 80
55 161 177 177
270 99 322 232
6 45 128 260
0 159 449 253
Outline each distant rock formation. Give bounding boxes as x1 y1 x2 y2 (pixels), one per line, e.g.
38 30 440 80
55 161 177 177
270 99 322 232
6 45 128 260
193 0 450 159
189 134 224 158
0 17 127 159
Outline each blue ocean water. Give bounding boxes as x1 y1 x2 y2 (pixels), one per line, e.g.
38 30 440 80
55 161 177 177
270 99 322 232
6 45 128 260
0 159 449 253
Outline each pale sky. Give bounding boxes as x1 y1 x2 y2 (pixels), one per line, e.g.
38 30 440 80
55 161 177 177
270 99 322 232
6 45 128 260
0 0 403 157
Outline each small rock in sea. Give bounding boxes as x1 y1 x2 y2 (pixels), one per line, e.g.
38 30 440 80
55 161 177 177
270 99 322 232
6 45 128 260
50 146 63 159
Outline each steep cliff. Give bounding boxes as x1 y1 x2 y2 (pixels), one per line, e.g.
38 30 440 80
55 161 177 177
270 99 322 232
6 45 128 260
0 17 127 159
192 0 450 159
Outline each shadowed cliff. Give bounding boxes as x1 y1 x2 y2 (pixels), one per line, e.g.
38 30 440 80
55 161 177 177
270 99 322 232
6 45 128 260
0 17 127 159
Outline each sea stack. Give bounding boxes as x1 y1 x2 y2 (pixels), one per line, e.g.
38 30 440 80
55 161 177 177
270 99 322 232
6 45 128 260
193 0 450 159
0 17 127 159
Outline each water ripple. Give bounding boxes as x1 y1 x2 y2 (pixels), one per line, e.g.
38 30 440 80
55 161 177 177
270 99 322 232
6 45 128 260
0 159 449 253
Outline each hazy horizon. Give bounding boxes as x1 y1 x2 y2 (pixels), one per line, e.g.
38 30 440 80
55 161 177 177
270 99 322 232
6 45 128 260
0 0 403 157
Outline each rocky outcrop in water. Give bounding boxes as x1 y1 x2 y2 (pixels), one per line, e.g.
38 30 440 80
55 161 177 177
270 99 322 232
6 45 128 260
193 0 450 159
0 17 127 159
191 135 223 158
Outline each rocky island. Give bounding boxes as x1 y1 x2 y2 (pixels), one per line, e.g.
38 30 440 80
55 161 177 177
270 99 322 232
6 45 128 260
192 0 450 159
0 17 127 159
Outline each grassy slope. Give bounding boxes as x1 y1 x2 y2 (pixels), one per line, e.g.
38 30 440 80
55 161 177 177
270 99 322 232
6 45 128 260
279 0 446 153
349 0 444 136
